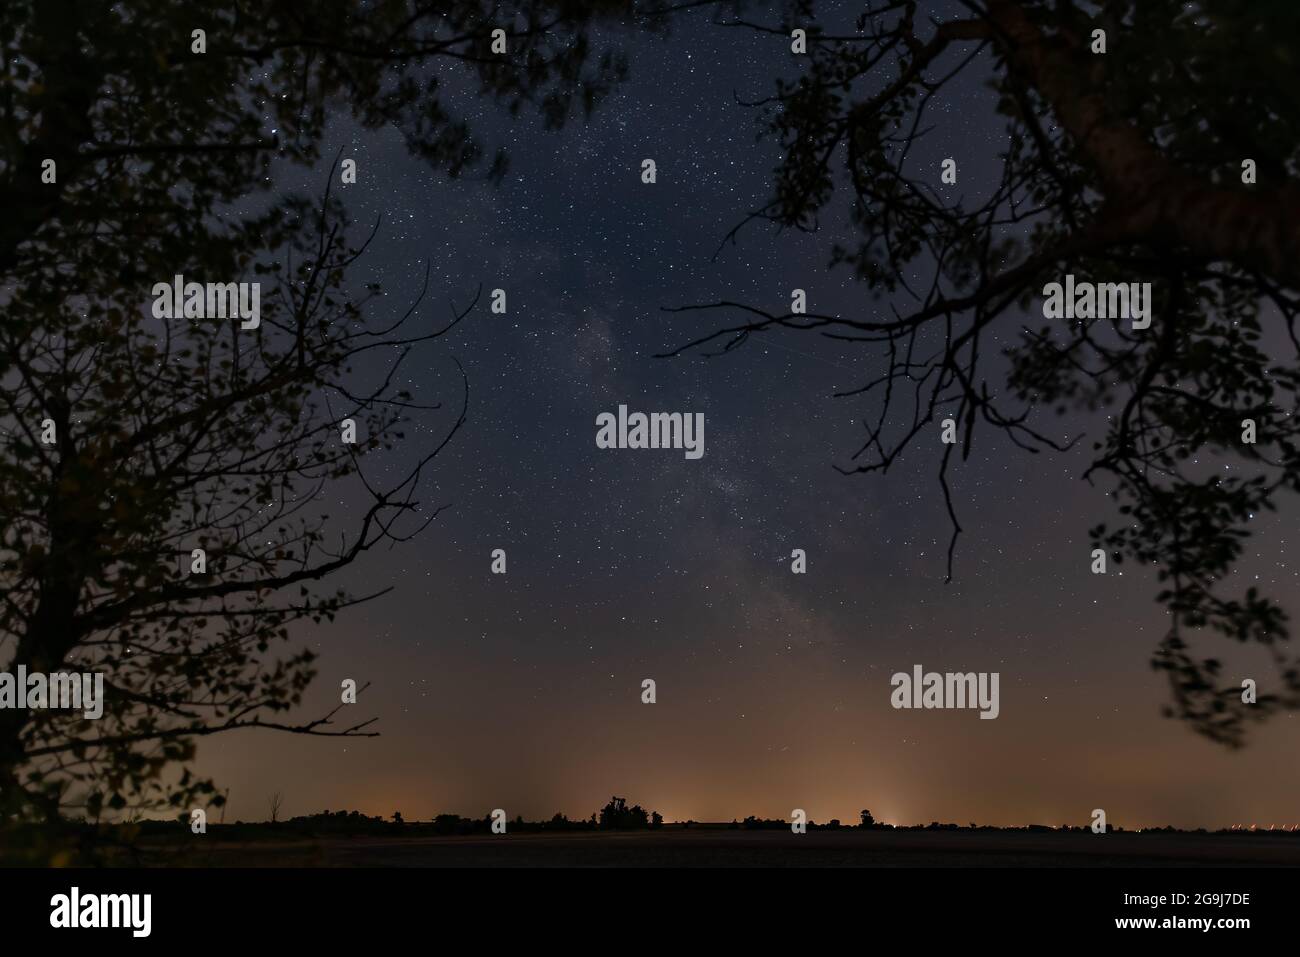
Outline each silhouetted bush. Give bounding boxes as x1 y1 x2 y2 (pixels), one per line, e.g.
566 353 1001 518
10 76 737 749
597 796 652 830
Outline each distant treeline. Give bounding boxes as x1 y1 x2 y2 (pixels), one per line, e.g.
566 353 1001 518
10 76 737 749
213 796 664 837
135 800 1297 839
6 796 1296 865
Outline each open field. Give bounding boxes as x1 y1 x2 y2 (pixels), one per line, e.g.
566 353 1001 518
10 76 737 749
132 828 1300 868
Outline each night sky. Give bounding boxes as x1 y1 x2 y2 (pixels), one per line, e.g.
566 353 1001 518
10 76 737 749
198 9 1299 829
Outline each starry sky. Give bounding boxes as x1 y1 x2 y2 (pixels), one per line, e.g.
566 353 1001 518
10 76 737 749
198 7 1300 829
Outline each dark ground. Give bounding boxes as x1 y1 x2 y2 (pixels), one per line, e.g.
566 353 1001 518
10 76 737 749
146 828 1300 867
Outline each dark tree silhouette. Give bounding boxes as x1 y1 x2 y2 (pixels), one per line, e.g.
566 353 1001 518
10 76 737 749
0 0 695 831
663 0 1300 745
598 795 653 829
